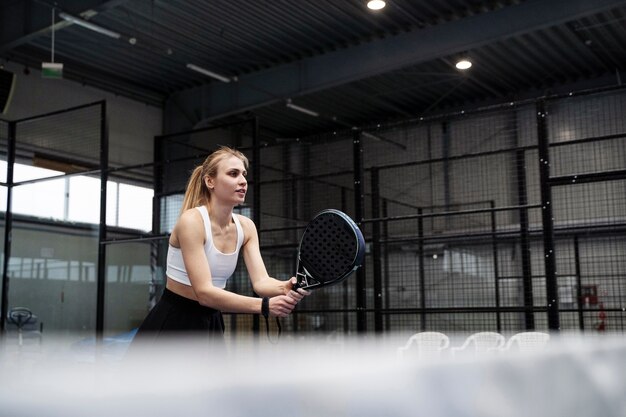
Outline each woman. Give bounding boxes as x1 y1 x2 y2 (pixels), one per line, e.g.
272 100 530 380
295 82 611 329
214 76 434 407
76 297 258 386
134 146 308 344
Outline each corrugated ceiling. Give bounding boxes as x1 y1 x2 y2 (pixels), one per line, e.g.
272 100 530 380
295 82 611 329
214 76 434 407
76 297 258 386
2 0 626 137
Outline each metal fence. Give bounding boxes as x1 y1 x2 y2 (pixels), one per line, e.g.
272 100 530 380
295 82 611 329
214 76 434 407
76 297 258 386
3 85 624 341
252 87 626 335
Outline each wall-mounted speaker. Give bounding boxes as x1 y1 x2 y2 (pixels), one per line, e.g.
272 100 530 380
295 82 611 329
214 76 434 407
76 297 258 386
0 68 17 115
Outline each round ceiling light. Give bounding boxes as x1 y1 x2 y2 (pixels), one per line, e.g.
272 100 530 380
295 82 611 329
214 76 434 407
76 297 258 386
367 1 386 10
455 59 472 70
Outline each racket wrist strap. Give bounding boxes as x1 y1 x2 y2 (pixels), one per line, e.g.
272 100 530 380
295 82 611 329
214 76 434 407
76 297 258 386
261 297 281 344
261 297 269 319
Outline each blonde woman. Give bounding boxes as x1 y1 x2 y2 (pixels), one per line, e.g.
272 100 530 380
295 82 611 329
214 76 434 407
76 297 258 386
134 146 308 343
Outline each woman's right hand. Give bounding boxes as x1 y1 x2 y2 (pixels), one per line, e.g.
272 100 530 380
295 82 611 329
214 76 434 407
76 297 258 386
269 295 298 317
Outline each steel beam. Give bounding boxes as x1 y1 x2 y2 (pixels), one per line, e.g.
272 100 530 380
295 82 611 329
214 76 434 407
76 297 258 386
173 0 626 128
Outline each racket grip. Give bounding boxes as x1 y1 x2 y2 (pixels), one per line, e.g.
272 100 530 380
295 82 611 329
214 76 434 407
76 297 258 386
292 281 301 291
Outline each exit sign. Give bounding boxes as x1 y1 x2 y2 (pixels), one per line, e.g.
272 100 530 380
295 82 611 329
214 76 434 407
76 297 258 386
42 62 63 79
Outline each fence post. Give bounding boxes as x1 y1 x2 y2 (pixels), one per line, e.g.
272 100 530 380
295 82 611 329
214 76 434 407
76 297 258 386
353 130 366 333
537 100 560 331
371 167 383 332
0 121 16 334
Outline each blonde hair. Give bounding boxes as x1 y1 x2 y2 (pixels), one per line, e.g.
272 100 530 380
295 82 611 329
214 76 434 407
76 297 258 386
180 146 249 213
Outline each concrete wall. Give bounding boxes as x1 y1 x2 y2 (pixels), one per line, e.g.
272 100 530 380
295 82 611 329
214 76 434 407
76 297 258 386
1 61 162 166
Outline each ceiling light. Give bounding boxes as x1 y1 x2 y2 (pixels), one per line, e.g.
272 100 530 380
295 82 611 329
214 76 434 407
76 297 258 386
58 12 121 39
186 63 232 83
455 59 472 70
361 131 407 150
367 0 386 10
286 99 319 117
361 131 384 141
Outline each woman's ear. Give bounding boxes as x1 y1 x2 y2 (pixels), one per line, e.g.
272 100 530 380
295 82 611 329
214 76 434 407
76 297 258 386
204 176 214 190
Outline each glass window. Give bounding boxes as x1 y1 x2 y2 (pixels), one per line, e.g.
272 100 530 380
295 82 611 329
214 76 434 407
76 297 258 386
107 182 118 226
0 186 7 211
118 183 154 231
13 178 65 220
68 176 100 224
13 163 62 182
0 161 153 232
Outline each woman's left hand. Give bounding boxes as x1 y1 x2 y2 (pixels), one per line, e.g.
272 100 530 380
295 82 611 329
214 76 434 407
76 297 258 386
286 277 310 301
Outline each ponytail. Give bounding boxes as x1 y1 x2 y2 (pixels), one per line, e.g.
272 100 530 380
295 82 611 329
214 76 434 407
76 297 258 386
180 165 208 214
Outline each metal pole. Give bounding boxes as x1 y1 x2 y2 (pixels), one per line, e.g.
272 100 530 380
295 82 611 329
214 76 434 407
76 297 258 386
537 100 560 331
417 208 426 330
574 236 584 330
490 201 502 332
382 199 390 331
353 130 366 332
341 188 349 333
149 126 165 311
252 117 261 334
371 168 383 332
515 148 535 329
0 121 16 334
96 102 109 339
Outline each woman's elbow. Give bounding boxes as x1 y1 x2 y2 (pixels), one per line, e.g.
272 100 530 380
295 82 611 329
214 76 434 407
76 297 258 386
194 286 219 308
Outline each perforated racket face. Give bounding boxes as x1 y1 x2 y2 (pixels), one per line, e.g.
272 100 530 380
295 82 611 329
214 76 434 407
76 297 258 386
298 210 364 286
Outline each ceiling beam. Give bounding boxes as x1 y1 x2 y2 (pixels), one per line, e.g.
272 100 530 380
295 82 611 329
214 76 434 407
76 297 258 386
0 0 128 53
171 0 626 129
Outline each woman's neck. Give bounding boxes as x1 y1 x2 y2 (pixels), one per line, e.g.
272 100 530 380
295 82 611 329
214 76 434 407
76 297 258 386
207 201 233 228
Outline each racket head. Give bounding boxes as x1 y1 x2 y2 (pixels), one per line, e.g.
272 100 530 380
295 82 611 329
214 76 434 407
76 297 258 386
295 209 365 290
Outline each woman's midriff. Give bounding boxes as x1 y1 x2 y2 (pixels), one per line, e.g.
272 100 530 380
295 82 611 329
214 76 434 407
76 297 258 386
166 277 199 301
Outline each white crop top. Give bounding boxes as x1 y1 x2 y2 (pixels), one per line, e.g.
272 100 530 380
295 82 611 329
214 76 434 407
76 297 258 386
166 206 244 288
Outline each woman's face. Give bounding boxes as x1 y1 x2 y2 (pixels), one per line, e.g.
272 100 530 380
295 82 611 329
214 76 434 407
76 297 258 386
206 155 248 205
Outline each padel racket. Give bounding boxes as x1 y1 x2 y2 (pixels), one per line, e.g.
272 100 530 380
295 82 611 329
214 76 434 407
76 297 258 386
293 209 366 291
264 210 365 342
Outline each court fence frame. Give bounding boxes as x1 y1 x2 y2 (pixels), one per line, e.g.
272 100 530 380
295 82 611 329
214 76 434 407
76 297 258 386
1 84 625 340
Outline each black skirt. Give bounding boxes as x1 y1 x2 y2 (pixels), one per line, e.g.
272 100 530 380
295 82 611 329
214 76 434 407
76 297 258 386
131 288 225 347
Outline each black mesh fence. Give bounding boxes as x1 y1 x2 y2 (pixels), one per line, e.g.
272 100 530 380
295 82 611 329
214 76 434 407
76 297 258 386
15 103 102 173
257 133 358 333
356 103 540 333
545 91 626 333
2 86 623 339
0 102 106 336
243 88 626 336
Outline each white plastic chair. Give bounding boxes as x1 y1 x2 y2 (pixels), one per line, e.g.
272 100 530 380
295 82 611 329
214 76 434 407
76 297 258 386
397 331 450 360
501 332 550 353
451 331 505 357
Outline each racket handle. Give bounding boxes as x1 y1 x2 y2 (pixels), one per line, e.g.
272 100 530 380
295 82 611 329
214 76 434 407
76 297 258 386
293 271 307 291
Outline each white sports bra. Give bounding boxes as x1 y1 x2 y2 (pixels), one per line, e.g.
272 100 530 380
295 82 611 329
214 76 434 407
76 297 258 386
166 206 244 288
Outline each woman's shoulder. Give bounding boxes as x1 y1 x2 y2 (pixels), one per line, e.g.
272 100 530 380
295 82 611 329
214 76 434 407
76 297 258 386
176 207 204 230
234 214 258 243
179 206 203 220
234 213 255 229
170 208 204 245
